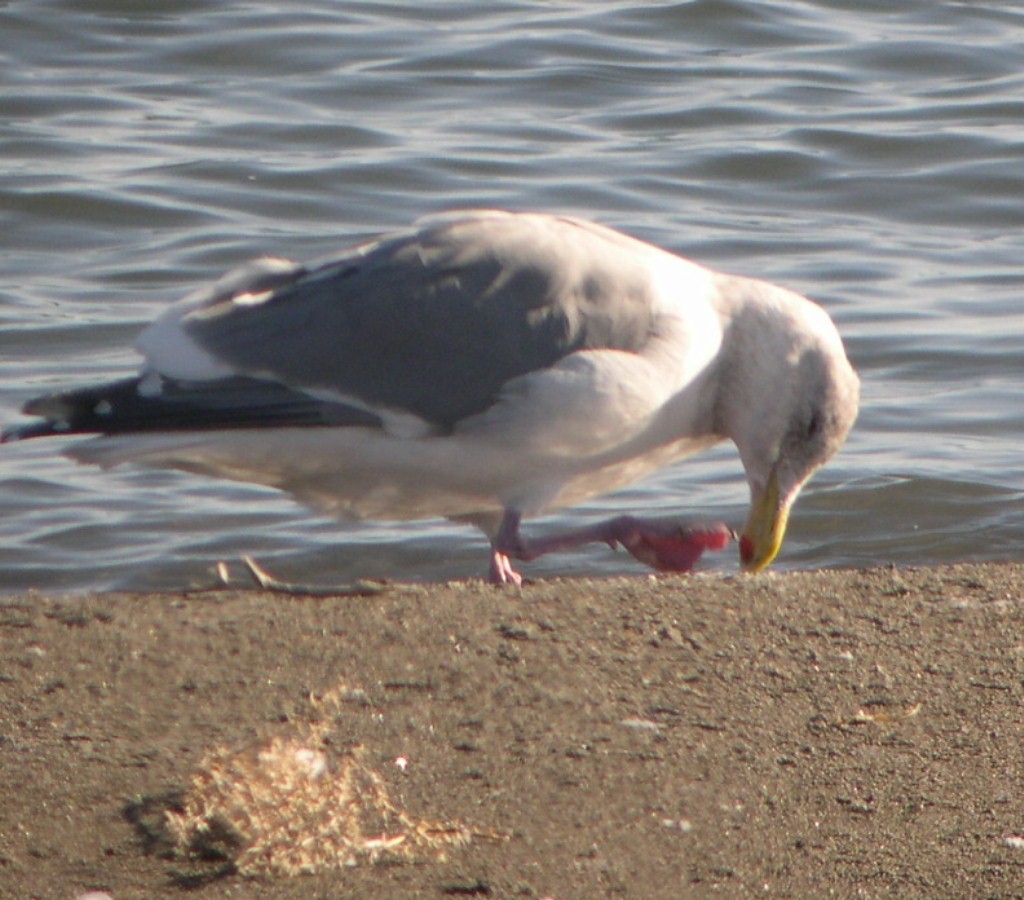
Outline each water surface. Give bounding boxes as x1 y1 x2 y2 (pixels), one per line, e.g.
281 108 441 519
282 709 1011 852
1 1 1022 591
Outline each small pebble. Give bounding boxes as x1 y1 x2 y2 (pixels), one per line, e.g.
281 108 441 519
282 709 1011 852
620 717 661 733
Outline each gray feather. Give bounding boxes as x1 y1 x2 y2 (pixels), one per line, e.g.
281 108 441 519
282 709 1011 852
180 213 661 427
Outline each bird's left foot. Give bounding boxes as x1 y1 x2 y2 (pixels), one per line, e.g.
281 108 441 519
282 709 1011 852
598 517 734 572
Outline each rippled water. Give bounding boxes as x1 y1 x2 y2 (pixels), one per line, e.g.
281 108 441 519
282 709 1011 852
1 0 1022 592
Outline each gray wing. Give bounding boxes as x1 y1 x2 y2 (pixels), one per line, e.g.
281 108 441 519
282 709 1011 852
167 212 663 428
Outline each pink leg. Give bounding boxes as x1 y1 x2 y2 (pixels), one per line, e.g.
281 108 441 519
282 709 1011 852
489 510 733 583
488 510 526 586
488 549 523 587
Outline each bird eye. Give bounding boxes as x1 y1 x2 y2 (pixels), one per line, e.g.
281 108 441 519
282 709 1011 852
805 411 823 439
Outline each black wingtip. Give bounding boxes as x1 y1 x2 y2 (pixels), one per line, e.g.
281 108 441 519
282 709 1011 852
2 375 387 442
0 420 69 444
1 378 143 444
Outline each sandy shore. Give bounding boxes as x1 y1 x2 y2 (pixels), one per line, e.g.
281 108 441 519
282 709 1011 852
2 563 1023 898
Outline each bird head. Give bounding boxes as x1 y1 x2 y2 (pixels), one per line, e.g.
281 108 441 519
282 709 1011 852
715 280 859 572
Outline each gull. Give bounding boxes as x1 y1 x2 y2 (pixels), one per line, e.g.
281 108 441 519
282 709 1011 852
2 211 859 586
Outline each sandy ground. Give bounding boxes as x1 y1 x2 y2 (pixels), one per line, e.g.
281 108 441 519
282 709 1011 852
2 563 1024 899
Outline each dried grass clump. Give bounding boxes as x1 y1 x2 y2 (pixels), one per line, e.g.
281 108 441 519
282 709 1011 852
165 685 472 877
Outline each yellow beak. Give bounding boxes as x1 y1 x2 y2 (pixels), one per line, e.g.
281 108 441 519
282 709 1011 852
739 469 791 572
